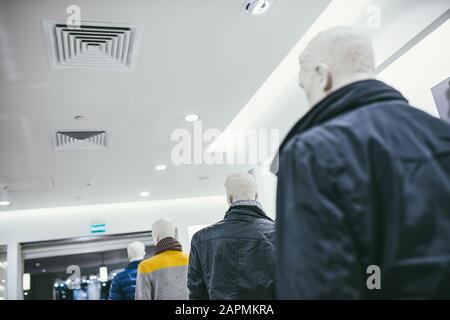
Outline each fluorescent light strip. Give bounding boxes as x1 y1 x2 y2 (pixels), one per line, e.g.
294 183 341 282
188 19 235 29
208 0 374 152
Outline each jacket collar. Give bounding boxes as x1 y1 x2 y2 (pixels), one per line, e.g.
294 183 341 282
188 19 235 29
280 80 406 152
225 203 274 222
272 80 407 173
127 259 141 269
230 199 264 211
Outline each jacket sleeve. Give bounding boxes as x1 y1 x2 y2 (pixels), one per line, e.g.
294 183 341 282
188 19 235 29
135 271 152 300
188 237 209 300
276 139 363 299
108 275 122 300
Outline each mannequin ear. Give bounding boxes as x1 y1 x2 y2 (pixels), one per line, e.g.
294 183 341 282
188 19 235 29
255 192 258 200
316 64 332 91
324 72 332 92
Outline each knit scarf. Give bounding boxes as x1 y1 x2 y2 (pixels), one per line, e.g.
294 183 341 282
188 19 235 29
154 237 183 255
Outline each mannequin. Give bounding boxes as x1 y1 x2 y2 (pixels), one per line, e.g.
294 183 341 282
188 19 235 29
152 218 176 243
224 170 258 205
136 218 189 300
127 241 145 262
299 26 376 108
108 241 146 300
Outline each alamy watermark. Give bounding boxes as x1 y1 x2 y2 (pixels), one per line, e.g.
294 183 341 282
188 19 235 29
170 121 280 167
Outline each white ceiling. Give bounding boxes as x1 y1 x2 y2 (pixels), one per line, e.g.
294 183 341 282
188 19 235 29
0 0 330 210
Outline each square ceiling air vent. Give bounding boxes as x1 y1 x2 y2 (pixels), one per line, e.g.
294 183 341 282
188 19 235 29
42 20 142 71
54 131 108 150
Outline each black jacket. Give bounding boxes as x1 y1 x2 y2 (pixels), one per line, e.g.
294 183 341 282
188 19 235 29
188 205 276 300
276 80 450 299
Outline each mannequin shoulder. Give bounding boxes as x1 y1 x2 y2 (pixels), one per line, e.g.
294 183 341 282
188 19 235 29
138 251 188 274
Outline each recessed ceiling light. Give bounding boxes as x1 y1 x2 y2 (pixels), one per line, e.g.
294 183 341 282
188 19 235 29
245 0 270 15
0 201 10 206
140 191 150 197
185 114 199 122
155 165 167 171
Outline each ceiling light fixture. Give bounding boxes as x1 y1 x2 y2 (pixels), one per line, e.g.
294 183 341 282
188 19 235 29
99 253 108 282
23 273 31 291
99 266 108 282
185 114 199 122
245 0 270 15
140 191 150 197
155 165 167 171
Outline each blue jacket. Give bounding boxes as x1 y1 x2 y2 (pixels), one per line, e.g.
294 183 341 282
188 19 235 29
276 80 450 299
108 260 141 300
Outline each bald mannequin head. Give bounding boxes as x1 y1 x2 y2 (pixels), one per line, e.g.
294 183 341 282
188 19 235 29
224 171 258 205
127 241 145 262
299 26 375 107
152 218 177 243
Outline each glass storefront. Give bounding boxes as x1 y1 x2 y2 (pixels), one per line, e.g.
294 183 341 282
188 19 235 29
20 232 153 300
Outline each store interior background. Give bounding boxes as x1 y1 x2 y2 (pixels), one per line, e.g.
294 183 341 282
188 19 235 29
0 0 449 300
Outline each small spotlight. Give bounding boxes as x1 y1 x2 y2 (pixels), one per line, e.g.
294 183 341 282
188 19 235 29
155 165 167 171
185 114 199 122
140 191 150 197
0 201 10 206
245 0 270 15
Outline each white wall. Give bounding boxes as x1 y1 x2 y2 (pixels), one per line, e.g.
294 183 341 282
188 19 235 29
378 18 450 117
0 196 228 247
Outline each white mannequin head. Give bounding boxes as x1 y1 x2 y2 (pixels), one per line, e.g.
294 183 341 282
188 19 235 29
224 170 258 205
127 241 145 262
152 218 176 243
299 26 376 107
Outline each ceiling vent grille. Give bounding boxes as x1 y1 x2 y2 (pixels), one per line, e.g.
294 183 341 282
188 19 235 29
54 131 108 150
42 20 142 71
